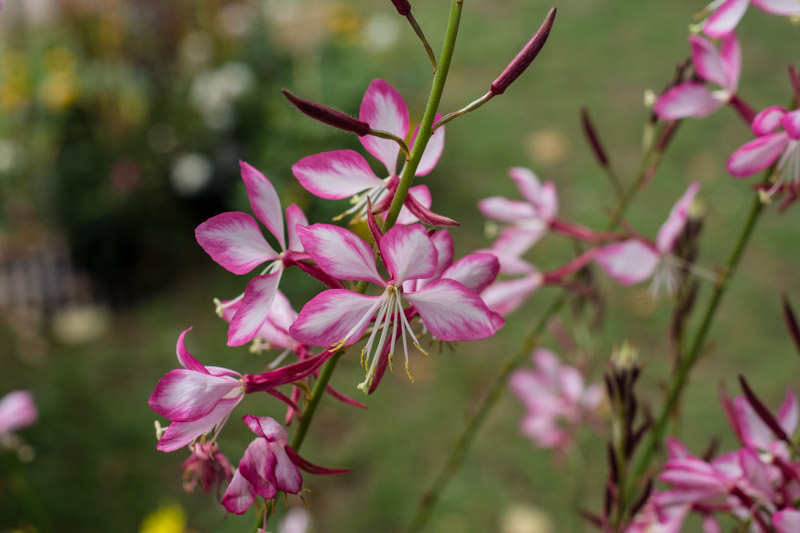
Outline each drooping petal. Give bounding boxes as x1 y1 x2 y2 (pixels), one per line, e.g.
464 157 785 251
296 224 384 285
703 0 749 37
478 197 537 222
405 279 497 341
221 468 256 514
292 150 383 200
726 132 789 177
0 391 37 435
228 272 282 347
508 167 542 205
777 389 799 436
480 275 543 316
290 290 381 347
774 509 800 533
156 398 241 452
242 414 289 444
175 328 207 373
410 114 445 176
240 161 286 250
238 438 278 499
782 109 800 140
442 253 500 293
653 83 725 120
689 35 728 88
359 79 409 176
272 444 303 493
720 33 741 91
285 204 308 253
379 224 437 285
149 369 241 422
594 240 660 286
751 0 800 15
751 106 787 136
656 182 701 253
195 212 278 274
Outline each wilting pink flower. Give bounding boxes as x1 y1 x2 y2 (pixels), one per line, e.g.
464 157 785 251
182 441 233 495
509 349 603 451
292 79 445 223
594 182 700 296
149 329 245 452
774 509 800 533
195 161 310 346
654 34 740 120
222 415 348 514
0 391 37 440
727 106 800 201
289 223 497 392
701 0 800 38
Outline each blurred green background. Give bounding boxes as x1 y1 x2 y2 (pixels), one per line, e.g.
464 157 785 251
1 0 799 531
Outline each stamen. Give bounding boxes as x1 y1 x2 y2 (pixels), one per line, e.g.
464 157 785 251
405 361 415 383
214 295 244 317
336 295 386 351
267 349 292 369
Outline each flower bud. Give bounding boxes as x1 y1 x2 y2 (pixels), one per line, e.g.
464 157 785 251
281 89 371 137
490 7 556 96
390 0 411 16
580 107 610 168
611 341 638 371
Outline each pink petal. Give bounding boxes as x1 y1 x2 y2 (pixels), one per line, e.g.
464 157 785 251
396 185 432 226
666 437 691 459
778 389 799 436
536 182 559 221
149 369 242 422
410 113 445 176
726 132 789 177
239 438 279 499
430 230 455 279
702 515 721 533
291 150 383 200
272 444 303 493
296 224 384 285
228 272 282 347
379 224 437 285
653 83 725 120
480 275 542 316
264 290 298 334
221 468 256 514
175 328 207 373
240 161 285 250
359 79 409 176
720 33 741 91
285 204 308 253
703 0 749 37
752 0 800 15
405 279 497 341
493 226 544 261
508 167 543 205
242 414 289 443
290 290 381 347
774 509 800 533
442 253 500 293
656 182 701 253
733 396 774 450
195 212 278 274
781 109 800 140
689 34 728 88
478 197 537 222
156 398 240 452
0 391 37 434
751 106 787 135
594 240 659 285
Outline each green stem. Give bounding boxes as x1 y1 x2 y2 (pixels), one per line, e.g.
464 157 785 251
629 179 768 482
406 293 568 533
406 13 438 74
289 0 466 453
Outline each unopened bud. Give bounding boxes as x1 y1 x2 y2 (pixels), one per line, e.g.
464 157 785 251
611 341 638 370
490 7 556 96
580 107 610 168
390 0 411 16
282 89 370 137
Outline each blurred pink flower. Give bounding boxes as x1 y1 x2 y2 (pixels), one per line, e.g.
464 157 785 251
702 0 800 38
508 349 603 451
181 442 233 495
0 390 37 438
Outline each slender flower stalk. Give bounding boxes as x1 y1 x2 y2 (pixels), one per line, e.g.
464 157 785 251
389 0 438 73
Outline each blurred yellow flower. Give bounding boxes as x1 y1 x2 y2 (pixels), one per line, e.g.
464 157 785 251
139 504 186 533
39 71 79 111
44 47 76 74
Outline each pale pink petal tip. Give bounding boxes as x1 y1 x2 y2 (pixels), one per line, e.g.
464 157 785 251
594 240 659 286
359 79 409 176
653 83 724 120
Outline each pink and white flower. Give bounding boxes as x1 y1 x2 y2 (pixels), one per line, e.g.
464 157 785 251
221 415 348 514
149 329 246 452
774 509 800 533
727 106 800 201
725 388 798 458
195 161 310 346
594 182 701 296
289 223 498 392
291 79 445 223
701 0 800 38
0 390 37 441
654 34 741 120
181 441 234 495
508 349 603 451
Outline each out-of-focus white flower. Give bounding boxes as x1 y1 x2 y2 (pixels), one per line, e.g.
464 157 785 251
362 13 401 52
171 153 213 196
189 62 254 130
279 507 313 533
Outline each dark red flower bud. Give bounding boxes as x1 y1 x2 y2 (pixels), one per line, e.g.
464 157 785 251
390 0 412 16
282 89 370 136
581 107 610 168
490 7 556 96
784 294 800 356
738 375 791 443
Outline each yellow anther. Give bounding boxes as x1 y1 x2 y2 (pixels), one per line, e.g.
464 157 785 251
388 352 394 373
414 341 431 357
360 347 367 368
405 361 415 383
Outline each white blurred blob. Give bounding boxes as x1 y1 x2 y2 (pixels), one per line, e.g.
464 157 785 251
363 13 401 52
51 304 111 345
0 139 20 173
180 31 213 69
279 507 312 533
500 504 554 533
171 153 213 196
189 62 254 130
216 3 256 37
